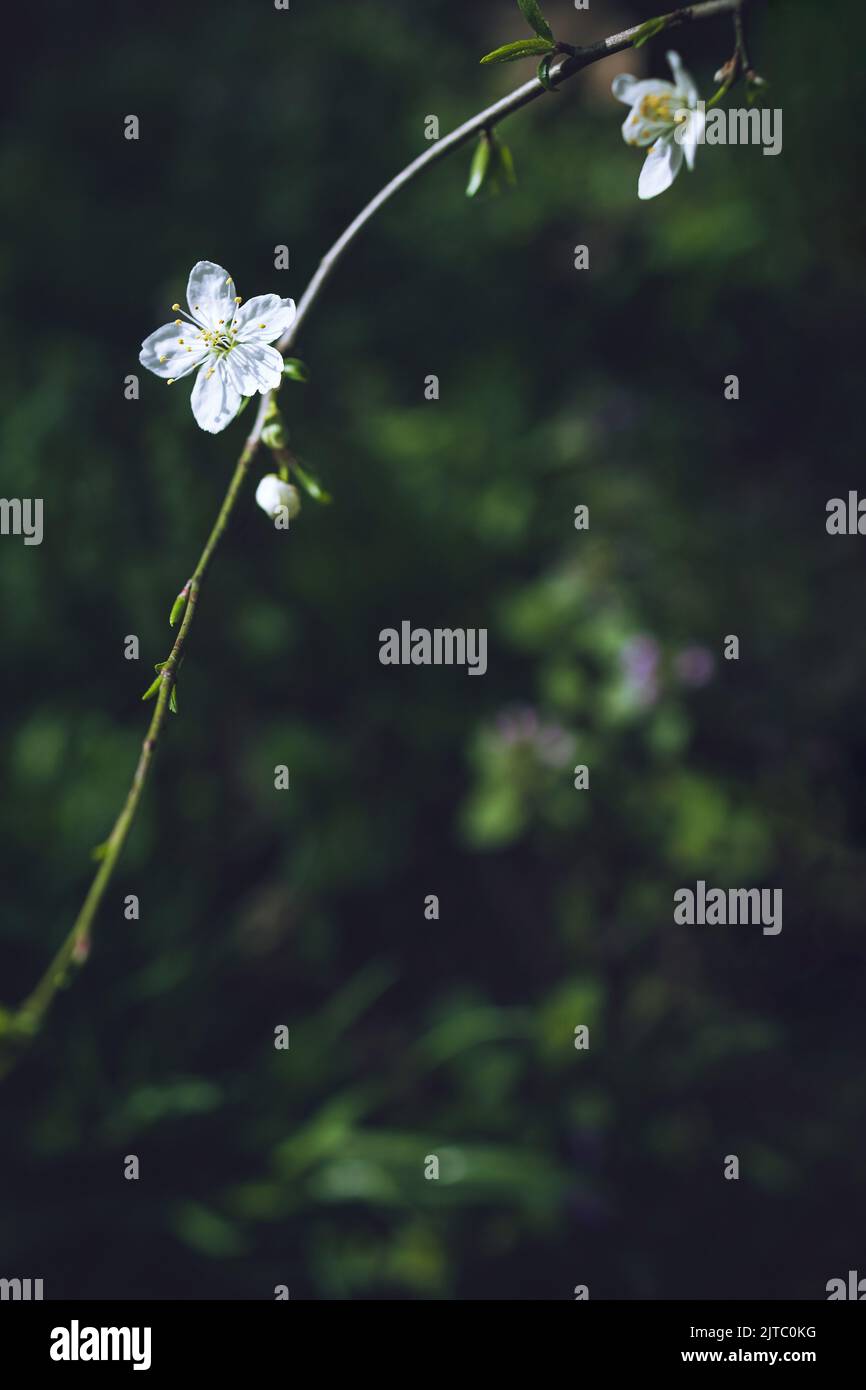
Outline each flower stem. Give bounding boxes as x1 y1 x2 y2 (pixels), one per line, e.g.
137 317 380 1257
0 435 259 1073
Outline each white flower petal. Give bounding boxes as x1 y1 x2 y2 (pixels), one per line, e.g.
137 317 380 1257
229 343 284 394
622 109 671 148
222 351 254 398
190 360 242 433
681 106 705 169
139 322 208 379
612 73 638 105
232 295 296 344
667 50 698 105
638 133 684 199
186 260 237 331
612 75 674 107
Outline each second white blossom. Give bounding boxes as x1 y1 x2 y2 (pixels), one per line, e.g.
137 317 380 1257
612 51 704 200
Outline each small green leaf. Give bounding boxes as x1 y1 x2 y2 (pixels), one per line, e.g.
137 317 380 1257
169 589 188 628
494 141 517 188
467 135 518 200
466 135 493 197
291 461 332 504
169 686 178 715
537 53 557 92
632 15 669 49
518 0 554 44
282 358 310 383
481 37 555 64
234 395 253 420
141 674 161 702
91 840 110 862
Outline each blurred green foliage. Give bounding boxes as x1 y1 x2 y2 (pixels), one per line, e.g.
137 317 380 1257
1 0 864 1298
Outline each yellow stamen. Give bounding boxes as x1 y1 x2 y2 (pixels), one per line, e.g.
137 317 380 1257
171 302 181 311
639 93 678 124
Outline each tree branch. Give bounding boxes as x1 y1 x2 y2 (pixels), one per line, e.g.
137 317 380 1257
0 0 754 1073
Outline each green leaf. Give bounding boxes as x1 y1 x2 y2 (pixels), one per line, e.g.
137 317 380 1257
291 461 332 504
282 358 310 383
234 395 252 420
518 0 554 43
466 135 492 197
481 37 555 64
169 589 188 628
91 840 110 862
169 686 178 715
494 141 517 189
537 53 557 92
467 136 518 200
632 15 669 49
141 674 161 702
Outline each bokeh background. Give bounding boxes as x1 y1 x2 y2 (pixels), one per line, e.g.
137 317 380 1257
1 0 864 1299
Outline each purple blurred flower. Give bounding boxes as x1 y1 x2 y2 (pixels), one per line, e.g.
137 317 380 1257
493 705 576 768
674 644 715 688
620 635 661 708
495 704 539 746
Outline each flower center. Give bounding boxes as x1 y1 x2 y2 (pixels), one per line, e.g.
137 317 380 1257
638 92 681 127
199 324 237 356
170 297 246 360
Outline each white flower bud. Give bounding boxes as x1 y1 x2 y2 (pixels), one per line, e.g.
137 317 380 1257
255 474 301 520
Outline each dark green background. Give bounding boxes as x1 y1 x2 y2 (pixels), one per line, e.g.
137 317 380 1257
1 0 863 1298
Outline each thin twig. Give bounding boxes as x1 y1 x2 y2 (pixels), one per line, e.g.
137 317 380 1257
734 0 753 74
0 0 753 1070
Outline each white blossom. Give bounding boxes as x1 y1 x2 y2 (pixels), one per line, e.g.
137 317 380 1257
612 51 704 200
255 474 300 521
140 261 296 433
